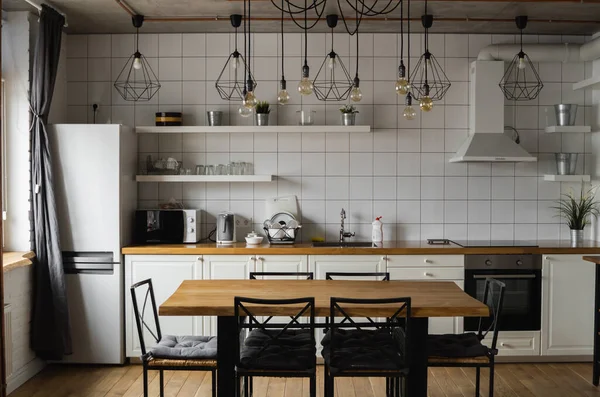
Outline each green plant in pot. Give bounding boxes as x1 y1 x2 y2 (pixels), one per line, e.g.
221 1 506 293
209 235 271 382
255 101 270 126
552 184 599 246
340 105 358 126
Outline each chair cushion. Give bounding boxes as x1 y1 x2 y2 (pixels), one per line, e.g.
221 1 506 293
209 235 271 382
239 329 316 371
321 329 406 372
427 333 489 358
149 335 217 360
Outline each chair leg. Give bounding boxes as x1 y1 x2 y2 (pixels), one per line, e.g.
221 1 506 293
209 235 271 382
386 377 390 397
211 370 217 397
143 367 149 397
489 361 495 397
249 376 253 397
475 367 481 397
243 376 249 397
395 377 400 397
310 374 316 397
159 370 164 397
235 373 241 397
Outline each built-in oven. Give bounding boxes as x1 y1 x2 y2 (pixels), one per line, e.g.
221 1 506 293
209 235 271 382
464 254 542 332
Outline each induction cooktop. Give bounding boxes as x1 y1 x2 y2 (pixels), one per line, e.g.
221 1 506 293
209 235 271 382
427 239 539 248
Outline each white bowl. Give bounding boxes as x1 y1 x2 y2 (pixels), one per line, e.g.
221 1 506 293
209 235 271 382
245 236 264 245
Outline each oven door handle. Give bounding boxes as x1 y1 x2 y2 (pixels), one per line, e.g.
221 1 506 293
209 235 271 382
473 274 536 279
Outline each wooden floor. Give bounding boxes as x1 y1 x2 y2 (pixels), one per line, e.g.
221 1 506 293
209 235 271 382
10 363 600 397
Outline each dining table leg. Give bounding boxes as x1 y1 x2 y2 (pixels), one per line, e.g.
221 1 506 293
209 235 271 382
407 317 429 397
217 316 237 397
594 264 600 386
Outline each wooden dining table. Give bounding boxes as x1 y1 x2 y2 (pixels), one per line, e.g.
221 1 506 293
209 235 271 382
160 279 489 397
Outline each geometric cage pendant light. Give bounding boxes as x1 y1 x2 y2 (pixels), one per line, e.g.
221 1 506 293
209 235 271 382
499 16 544 101
114 15 161 102
215 14 257 102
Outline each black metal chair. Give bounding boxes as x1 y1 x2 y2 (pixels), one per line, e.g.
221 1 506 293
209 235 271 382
249 271 314 279
131 279 217 397
322 296 411 397
427 278 506 397
234 296 317 397
325 272 390 280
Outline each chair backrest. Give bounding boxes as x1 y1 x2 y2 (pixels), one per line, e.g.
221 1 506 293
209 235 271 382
249 272 314 280
130 279 162 356
234 296 316 368
325 272 390 280
328 296 411 369
477 278 506 351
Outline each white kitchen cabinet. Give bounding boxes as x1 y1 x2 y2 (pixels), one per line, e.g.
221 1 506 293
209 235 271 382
203 255 256 335
541 254 595 357
254 255 309 276
386 255 464 268
310 255 387 279
388 267 464 335
125 255 202 358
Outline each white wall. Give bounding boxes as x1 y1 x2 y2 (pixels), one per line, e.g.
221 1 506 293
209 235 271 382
65 33 595 242
2 12 33 251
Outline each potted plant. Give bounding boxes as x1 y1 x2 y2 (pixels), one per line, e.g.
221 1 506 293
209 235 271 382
340 105 358 126
552 184 600 246
255 101 270 126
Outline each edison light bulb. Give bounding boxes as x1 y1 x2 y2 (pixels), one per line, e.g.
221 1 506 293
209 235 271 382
238 103 252 117
420 96 434 112
395 78 409 96
133 56 142 70
517 56 526 70
298 77 314 96
278 89 290 105
327 56 336 70
350 86 362 102
244 91 258 109
403 105 416 120
231 56 241 70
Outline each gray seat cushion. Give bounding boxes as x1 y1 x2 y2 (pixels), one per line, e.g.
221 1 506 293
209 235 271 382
149 335 217 359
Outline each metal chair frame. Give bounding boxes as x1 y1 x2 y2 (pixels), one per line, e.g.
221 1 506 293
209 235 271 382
324 296 411 397
325 272 390 280
249 271 314 280
428 278 506 397
131 279 217 397
234 296 317 397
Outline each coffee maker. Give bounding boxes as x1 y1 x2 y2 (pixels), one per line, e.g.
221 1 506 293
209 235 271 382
216 211 236 244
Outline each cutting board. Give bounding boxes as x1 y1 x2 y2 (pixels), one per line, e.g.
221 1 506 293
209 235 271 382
265 195 299 219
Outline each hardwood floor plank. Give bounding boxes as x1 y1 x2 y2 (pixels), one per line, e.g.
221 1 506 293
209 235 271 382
266 377 286 397
351 377 374 397
106 366 144 397
194 370 215 397
430 367 463 397
494 365 537 397
174 371 206 397
284 377 304 397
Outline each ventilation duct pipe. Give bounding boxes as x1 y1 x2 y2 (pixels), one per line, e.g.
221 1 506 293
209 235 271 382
477 37 600 63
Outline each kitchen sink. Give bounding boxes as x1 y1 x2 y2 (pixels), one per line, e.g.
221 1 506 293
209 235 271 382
312 241 375 248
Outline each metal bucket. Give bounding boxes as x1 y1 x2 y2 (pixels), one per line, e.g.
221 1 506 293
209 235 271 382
571 229 584 247
554 104 578 126
207 111 223 126
341 113 356 126
555 153 578 175
255 113 269 126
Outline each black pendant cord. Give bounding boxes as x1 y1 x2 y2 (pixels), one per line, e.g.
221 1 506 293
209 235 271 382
281 0 285 83
424 0 428 86
407 0 410 78
247 0 253 90
303 3 308 69
399 0 403 68
520 25 524 53
355 29 359 81
243 0 247 93
135 27 139 53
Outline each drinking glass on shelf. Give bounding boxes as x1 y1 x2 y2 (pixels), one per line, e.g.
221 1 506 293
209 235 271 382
185 168 192 175
216 164 225 175
226 163 233 176
205 165 215 175
195 165 205 175
231 162 241 175
244 162 254 175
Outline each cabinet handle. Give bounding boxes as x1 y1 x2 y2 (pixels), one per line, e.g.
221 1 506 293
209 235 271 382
424 272 433 277
381 256 387 261
197 257 202 262
424 259 433 264
544 256 551 261
249 256 255 261
500 342 508 347
257 257 264 262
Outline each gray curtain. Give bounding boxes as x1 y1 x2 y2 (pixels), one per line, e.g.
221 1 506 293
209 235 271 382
29 4 71 360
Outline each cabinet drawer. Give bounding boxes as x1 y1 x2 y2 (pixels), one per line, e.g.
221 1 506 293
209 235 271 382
387 255 464 268
482 331 540 357
390 267 463 280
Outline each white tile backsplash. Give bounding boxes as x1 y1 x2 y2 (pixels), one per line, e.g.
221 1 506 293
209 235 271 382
68 32 588 242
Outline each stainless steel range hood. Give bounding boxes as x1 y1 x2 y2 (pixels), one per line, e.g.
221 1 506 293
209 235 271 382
449 61 537 163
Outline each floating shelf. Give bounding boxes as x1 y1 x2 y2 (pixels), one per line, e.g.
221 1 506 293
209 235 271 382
545 126 592 134
135 125 371 134
573 76 600 91
136 175 273 183
543 175 591 182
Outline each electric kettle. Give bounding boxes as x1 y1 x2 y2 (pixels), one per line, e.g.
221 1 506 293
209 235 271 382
216 211 236 244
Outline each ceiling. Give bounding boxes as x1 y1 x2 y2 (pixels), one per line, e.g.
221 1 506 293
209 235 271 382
3 0 600 35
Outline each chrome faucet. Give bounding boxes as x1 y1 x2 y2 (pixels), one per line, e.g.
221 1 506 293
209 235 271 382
339 208 355 243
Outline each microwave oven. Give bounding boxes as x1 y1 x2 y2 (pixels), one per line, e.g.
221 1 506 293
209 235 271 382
133 209 201 244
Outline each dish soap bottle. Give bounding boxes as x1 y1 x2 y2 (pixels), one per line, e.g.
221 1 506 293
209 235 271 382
372 216 383 244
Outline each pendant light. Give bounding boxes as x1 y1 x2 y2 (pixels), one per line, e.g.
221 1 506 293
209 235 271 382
277 1 290 105
243 0 258 109
313 15 353 101
402 0 415 120
499 16 544 101
238 0 257 116
298 7 314 96
349 31 362 102
114 15 161 102
215 15 256 102
395 1 409 96
409 0 450 111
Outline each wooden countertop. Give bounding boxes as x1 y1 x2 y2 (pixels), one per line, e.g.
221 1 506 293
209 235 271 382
123 240 600 255
3 251 35 272
583 256 600 264
159 279 489 318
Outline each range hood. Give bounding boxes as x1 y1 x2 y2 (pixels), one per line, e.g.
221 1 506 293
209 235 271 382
449 61 537 163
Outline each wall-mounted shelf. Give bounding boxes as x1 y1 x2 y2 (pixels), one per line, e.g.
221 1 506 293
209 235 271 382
545 126 592 133
573 76 600 91
136 175 273 183
543 175 591 182
135 125 371 134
